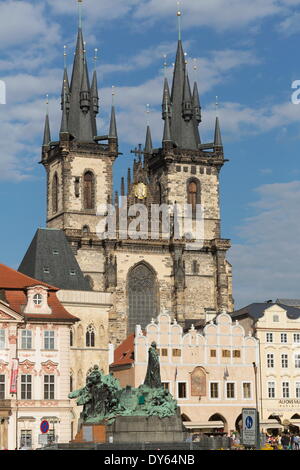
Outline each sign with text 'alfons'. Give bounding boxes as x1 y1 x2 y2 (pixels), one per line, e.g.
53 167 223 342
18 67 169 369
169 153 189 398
242 408 258 447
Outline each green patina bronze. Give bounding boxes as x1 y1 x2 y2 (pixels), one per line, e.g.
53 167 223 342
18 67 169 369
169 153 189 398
69 342 177 424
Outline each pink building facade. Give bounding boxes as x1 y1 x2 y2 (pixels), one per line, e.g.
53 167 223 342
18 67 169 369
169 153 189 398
111 312 259 434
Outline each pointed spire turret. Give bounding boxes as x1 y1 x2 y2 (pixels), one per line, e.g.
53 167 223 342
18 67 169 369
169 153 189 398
60 92 69 135
182 71 193 122
163 112 172 146
67 26 96 142
214 116 223 150
80 55 91 114
43 109 51 147
61 67 70 112
91 70 99 115
167 40 199 149
144 125 153 154
162 78 171 120
192 82 201 124
109 105 118 140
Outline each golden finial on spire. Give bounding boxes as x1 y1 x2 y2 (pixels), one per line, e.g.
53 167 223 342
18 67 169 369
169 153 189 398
177 1 182 41
112 86 115 105
184 51 188 65
46 93 49 113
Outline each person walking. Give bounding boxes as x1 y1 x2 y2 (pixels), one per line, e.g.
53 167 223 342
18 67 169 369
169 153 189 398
293 434 300 450
281 433 290 450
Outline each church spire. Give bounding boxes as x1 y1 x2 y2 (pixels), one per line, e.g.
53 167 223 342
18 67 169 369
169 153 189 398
163 111 172 146
43 96 51 147
192 82 201 124
61 46 70 112
60 88 69 135
144 125 153 154
109 105 118 139
162 78 171 120
80 52 91 114
182 71 193 122
66 24 96 142
214 116 223 150
168 39 199 149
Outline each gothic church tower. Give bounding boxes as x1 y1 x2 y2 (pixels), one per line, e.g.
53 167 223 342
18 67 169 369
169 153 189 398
37 13 233 346
41 26 118 291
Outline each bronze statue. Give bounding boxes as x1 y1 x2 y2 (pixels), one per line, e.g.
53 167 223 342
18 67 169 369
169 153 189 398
144 341 162 388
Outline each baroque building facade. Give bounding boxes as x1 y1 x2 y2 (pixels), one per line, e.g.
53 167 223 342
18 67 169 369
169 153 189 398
110 312 258 434
0 264 78 449
23 21 233 346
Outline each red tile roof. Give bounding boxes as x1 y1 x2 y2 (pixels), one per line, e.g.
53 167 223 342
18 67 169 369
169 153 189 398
110 334 135 368
0 264 57 290
0 264 78 323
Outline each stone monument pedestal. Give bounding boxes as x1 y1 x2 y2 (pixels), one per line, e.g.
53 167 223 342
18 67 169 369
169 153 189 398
106 410 185 444
72 424 106 444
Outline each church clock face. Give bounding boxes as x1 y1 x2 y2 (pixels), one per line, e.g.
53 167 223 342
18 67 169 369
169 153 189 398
134 182 147 200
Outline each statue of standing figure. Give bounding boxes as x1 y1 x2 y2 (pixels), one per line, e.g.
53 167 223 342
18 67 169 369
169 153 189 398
144 341 162 388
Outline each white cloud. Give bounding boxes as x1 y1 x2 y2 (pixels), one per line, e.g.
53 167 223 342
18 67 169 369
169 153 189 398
229 181 300 307
0 1 60 47
45 0 300 33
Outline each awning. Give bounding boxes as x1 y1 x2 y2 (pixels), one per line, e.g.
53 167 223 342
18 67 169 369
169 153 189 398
260 421 283 430
183 421 225 430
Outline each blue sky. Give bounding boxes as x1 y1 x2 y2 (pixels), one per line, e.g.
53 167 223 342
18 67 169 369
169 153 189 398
1 0 300 308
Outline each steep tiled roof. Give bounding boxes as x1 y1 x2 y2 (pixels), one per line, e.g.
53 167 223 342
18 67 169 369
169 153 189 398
0 264 78 323
110 334 135 368
18 228 91 291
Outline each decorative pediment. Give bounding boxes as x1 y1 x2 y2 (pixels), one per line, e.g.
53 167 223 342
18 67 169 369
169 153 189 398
0 302 24 323
19 360 37 375
0 360 9 373
40 360 60 376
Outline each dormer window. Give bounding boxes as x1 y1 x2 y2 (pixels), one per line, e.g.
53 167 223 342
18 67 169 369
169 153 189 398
33 294 42 305
43 267 50 274
23 286 52 315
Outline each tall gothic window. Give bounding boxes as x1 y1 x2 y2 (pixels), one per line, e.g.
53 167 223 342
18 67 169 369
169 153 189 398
127 263 158 334
86 324 95 347
52 173 59 214
83 171 95 210
187 178 201 217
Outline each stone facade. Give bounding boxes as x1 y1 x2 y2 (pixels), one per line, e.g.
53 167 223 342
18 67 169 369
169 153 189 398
233 303 300 433
56 289 113 427
41 27 234 347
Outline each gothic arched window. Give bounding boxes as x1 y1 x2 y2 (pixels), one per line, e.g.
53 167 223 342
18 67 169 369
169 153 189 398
83 171 95 210
127 263 158 334
187 178 201 217
52 173 59 214
86 324 95 347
